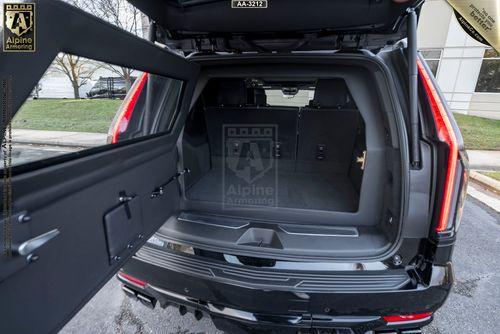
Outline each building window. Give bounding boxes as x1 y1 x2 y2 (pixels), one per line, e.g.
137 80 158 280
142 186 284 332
475 49 500 93
420 49 442 77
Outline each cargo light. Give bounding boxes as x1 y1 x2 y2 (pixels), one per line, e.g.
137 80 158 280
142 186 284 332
417 59 458 233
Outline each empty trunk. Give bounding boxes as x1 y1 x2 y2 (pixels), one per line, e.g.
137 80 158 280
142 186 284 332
160 56 405 260
186 77 365 213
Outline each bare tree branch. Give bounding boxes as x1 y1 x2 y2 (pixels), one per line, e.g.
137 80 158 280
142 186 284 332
63 0 145 93
51 53 102 98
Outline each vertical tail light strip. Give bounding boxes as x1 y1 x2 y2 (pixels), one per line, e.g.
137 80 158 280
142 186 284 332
416 59 459 233
110 72 149 144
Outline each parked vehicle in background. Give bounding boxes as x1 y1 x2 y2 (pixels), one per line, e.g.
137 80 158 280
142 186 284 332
87 76 137 99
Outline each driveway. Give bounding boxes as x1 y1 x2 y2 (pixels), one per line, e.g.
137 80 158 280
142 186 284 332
60 196 500 334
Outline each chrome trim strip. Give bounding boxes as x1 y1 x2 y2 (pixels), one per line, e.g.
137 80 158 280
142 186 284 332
178 212 250 229
278 225 359 237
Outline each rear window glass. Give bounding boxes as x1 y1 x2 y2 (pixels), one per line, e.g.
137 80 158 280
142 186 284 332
1 52 183 168
264 89 314 107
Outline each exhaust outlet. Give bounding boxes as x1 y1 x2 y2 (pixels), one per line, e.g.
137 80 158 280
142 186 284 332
122 286 137 300
121 285 157 309
137 293 157 309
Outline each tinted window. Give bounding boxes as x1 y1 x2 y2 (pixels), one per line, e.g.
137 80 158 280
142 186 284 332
475 49 500 93
265 89 314 107
420 49 442 77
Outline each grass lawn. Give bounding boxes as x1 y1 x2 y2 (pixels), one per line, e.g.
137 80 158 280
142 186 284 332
481 171 500 182
12 98 122 133
453 113 500 151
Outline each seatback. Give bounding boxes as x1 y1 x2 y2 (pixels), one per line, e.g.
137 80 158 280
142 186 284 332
297 79 360 174
203 80 299 171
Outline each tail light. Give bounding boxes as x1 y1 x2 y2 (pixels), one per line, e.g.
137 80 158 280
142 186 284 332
417 59 465 234
109 72 149 144
117 271 147 288
383 312 433 325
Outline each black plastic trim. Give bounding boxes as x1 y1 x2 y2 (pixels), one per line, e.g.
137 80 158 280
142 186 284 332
134 245 411 292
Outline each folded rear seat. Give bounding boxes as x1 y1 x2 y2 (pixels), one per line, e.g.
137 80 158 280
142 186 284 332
297 79 360 174
204 79 299 171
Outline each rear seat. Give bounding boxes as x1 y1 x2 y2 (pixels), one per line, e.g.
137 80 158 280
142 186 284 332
296 79 360 174
204 79 299 171
203 79 360 175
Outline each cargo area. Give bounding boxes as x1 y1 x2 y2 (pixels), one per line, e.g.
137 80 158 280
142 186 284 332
184 78 365 213
160 58 405 259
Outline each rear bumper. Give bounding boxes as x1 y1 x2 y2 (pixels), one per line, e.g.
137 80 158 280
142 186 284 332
118 247 453 333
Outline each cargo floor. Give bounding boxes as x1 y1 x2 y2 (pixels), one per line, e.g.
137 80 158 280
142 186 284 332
186 168 359 212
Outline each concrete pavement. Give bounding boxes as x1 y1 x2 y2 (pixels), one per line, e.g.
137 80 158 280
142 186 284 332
468 183 500 213
11 129 107 148
467 150 500 171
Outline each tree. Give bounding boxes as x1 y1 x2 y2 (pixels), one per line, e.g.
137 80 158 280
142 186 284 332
78 0 146 92
52 54 101 99
52 0 147 97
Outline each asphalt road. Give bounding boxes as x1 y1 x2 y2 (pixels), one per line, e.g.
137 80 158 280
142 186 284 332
59 196 500 334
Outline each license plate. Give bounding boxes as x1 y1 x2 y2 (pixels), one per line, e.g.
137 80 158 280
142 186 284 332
231 0 268 8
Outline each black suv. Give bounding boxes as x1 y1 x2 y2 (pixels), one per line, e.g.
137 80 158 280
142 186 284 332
87 76 137 99
0 1 468 334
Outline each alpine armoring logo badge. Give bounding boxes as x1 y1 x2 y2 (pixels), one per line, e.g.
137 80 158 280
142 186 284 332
3 3 35 52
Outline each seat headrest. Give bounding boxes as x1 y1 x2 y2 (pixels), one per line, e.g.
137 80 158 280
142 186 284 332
310 79 350 109
204 79 247 107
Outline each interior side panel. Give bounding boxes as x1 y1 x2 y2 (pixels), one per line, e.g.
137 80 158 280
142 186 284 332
0 3 200 331
0 136 180 334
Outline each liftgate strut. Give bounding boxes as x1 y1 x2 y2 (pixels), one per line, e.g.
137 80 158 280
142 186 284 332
407 8 420 168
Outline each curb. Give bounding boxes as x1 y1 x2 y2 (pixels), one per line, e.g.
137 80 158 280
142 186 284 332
12 139 103 149
468 164 500 172
469 171 500 194
467 150 500 172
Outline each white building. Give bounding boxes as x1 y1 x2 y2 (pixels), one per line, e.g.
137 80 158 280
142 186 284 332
418 0 500 119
